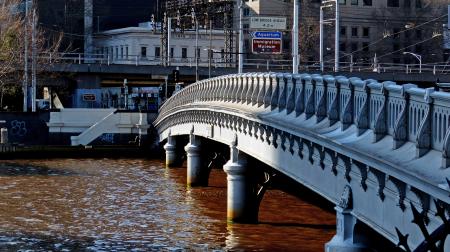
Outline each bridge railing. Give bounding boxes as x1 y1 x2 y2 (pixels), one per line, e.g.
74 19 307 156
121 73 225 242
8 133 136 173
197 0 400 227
38 52 450 74
158 72 450 168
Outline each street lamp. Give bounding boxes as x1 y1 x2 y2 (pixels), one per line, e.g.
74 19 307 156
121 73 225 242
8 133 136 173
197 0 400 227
320 0 340 72
403 51 422 73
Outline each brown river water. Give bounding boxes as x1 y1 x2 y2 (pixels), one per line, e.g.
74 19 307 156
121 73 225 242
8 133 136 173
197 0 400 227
0 158 336 251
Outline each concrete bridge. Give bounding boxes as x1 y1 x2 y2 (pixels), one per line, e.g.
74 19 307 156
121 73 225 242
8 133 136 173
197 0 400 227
153 72 450 251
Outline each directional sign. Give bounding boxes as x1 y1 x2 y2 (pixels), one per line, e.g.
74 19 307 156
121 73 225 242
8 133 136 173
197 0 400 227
252 39 282 54
251 31 282 39
250 17 287 30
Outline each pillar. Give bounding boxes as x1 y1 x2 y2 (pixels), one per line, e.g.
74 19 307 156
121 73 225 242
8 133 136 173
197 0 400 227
223 135 257 223
325 207 370 252
185 133 207 187
163 134 177 167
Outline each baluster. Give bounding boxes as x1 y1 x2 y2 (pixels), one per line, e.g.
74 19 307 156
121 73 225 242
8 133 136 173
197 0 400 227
264 74 275 108
270 73 283 111
324 75 339 126
294 74 305 117
251 73 260 106
313 74 327 123
337 77 354 131
277 74 288 112
257 74 266 107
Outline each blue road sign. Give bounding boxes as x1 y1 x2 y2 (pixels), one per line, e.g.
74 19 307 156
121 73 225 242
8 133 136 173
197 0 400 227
251 31 282 39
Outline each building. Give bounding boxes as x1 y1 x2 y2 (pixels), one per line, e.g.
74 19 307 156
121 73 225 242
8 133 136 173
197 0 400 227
94 22 234 67
334 0 448 65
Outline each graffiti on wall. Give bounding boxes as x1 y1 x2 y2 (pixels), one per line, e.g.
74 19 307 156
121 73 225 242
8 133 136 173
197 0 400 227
100 133 115 144
10 120 27 138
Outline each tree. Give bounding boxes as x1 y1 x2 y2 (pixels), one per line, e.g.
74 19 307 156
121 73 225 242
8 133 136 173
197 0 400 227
0 0 63 111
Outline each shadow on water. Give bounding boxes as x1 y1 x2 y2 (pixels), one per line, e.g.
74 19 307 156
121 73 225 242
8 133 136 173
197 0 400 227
258 222 335 230
0 232 96 251
0 163 79 177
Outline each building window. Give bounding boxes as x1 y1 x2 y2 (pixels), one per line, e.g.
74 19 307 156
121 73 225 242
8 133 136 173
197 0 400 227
415 0 422 8
415 44 423 53
404 0 411 8
363 27 369 37
221 49 225 59
126 46 129 59
339 42 346 52
182 48 187 58
243 8 250 16
340 26 346 37
393 43 400 51
362 42 369 52
115 47 119 59
170 48 174 58
351 0 358 5
339 0 346 4
120 46 124 59
155 47 161 58
141 47 147 58
416 30 422 39
363 0 372 6
393 28 400 38
351 42 358 52
387 0 399 7
404 30 410 38
197 48 201 59
351 27 358 37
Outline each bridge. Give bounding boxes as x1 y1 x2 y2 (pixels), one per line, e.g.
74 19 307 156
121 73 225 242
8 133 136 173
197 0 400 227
154 72 450 251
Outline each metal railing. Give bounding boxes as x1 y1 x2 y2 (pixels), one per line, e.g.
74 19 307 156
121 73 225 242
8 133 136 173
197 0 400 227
39 53 450 75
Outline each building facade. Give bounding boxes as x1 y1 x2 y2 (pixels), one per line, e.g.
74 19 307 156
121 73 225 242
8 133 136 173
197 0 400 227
94 22 234 67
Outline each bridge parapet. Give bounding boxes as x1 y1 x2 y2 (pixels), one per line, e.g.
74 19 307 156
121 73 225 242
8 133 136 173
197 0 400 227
158 72 450 168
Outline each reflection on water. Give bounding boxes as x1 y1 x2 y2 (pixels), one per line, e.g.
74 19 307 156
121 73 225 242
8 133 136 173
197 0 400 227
0 159 335 251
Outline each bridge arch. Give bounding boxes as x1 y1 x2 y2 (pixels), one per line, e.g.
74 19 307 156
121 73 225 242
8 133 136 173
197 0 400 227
155 72 450 251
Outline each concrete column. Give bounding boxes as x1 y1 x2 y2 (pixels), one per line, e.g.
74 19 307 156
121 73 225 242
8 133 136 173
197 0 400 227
0 128 8 144
325 207 369 252
163 135 177 167
185 133 207 187
223 136 256 223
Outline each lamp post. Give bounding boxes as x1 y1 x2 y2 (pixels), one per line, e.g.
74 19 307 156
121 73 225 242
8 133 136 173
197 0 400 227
191 9 199 82
403 52 422 73
238 0 244 74
320 0 339 72
292 0 299 74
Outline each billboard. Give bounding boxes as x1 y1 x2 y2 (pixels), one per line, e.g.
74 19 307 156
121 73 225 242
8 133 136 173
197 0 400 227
250 17 287 30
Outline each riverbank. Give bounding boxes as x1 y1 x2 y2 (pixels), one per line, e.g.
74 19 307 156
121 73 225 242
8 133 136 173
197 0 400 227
0 145 162 159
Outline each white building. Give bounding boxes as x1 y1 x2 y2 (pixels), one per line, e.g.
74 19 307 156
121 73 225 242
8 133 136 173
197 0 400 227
93 22 237 67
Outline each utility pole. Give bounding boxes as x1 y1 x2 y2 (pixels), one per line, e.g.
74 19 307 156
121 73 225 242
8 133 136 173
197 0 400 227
292 0 300 74
335 0 340 72
23 0 29 112
192 8 199 82
209 20 212 79
319 6 324 72
167 17 171 66
31 9 37 112
238 0 244 74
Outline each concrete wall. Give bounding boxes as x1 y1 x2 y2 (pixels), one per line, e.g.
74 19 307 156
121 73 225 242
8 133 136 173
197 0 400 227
0 112 50 145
